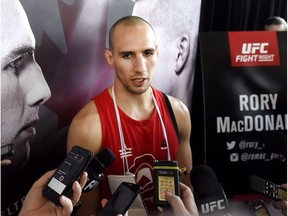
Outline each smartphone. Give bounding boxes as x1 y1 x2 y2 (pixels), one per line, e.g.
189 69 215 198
42 145 94 205
249 175 287 201
107 174 148 215
1 143 15 160
153 160 180 206
98 182 141 216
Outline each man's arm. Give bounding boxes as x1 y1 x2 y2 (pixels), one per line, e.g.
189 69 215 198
169 96 193 188
67 101 102 215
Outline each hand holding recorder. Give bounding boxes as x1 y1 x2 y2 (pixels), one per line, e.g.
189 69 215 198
249 175 287 201
42 145 94 205
19 170 87 216
162 182 199 216
249 175 287 216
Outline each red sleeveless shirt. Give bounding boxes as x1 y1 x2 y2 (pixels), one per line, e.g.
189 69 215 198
93 87 179 211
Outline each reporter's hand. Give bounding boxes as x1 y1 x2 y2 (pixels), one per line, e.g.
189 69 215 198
164 182 199 216
19 170 88 216
272 184 287 216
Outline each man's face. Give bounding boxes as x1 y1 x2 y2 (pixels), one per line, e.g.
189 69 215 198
1 0 51 173
106 23 158 95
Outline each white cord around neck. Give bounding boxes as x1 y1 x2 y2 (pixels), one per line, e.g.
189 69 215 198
111 85 171 175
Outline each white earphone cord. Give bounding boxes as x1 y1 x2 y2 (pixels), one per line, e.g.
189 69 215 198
112 85 171 175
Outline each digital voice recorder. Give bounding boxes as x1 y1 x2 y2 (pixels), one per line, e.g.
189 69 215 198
249 175 287 201
153 160 180 206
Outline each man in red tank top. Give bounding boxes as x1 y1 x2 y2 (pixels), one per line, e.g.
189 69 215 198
67 16 194 215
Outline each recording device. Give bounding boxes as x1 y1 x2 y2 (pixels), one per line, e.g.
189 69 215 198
108 174 148 216
190 165 232 216
82 147 115 192
247 199 271 216
1 143 15 160
42 145 94 205
98 182 141 216
249 175 287 201
153 160 180 206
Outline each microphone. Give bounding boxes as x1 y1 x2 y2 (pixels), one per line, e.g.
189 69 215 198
190 165 232 216
83 147 115 192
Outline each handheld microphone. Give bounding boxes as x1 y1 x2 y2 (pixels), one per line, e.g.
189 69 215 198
83 147 115 192
190 165 232 216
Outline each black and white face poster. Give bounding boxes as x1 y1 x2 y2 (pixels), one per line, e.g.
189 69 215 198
1 0 201 215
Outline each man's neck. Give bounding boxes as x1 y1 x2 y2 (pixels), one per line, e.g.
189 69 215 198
109 85 155 120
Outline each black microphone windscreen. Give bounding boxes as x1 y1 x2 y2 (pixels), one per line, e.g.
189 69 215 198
91 147 116 173
190 165 220 197
83 147 116 192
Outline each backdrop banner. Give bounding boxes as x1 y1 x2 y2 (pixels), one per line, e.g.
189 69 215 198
1 0 201 215
199 31 287 197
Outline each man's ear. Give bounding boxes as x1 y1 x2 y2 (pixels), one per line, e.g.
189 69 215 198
175 33 190 75
156 44 159 57
105 49 114 66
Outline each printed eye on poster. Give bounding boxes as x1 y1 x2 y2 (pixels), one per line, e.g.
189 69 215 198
199 31 287 197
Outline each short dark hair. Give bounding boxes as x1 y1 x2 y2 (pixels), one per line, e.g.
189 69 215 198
108 16 155 50
264 16 287 30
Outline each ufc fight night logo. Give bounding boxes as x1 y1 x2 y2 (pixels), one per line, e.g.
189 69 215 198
228 32 280 67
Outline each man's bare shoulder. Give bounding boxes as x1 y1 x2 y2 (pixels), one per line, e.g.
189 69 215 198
73 100 99 122
167 95 190 116
166 95 191 134
67 101 102 153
